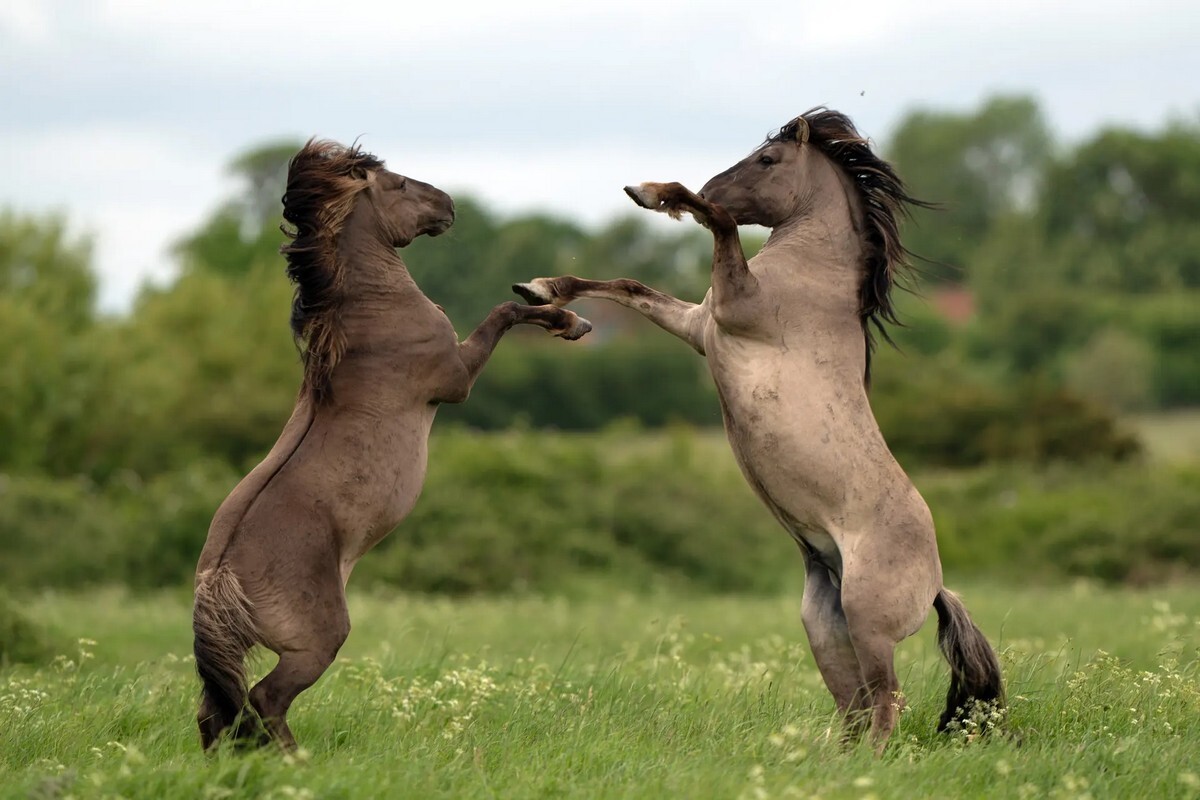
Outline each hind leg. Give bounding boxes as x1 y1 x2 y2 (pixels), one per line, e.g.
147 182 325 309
249 646 344 750
800 560 862 717
840 555 938 752
247 576 351 750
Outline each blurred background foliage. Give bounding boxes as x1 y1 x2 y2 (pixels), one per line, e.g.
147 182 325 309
2 94 1199 594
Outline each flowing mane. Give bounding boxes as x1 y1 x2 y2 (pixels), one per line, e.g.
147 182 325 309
770 109 931 384
280 139 384 403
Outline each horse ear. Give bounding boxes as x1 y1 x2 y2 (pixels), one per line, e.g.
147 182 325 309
793 116 810 144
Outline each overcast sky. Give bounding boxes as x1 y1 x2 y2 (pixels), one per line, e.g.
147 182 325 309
2 0 1197 310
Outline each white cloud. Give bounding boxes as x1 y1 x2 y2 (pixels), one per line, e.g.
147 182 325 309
0 0 51 44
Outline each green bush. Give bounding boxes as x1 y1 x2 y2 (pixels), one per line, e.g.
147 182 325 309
0 591 57 665
871 353 1140 467
355 427 792 594
923 462 1200 584
1 431 1196 594
0 464 239 590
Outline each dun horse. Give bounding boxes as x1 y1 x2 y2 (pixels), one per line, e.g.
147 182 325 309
193 140 591 750
515 109 1004 749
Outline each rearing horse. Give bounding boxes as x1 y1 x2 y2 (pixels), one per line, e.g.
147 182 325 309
515 109 1003 750
193 140 591 750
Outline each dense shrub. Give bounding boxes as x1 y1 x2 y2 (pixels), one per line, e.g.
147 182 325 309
0 463 241 589
0 591 57 665
1 431 1196 594
925 462 1200 585
871 354 1140 467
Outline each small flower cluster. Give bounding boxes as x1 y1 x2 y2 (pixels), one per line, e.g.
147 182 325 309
942 699 1007 745
0 676 50 718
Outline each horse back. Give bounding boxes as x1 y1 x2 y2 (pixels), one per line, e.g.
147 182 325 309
195 395 316 578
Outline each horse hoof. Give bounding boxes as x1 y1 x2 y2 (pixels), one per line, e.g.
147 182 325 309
560 317 592 340
513 281 552 305
624 185 658 209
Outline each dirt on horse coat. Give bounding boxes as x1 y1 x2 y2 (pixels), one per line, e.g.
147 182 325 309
192 140 590 751
515 109 1004 751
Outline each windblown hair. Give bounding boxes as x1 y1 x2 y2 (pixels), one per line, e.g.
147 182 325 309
280 139 384 403
770 109 933 384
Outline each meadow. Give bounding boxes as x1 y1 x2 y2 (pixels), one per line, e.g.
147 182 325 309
3 582 1200 799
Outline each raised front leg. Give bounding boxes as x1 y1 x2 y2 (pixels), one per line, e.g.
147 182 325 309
512 276 709 355
456 301 591 389
624 181 757 307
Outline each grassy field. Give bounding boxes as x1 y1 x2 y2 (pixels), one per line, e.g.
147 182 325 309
3 582 1200 799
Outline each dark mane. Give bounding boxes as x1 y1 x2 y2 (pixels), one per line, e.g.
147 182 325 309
769 108 931 385
280 139 384 403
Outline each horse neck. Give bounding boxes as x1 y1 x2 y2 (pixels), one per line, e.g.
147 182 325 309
761 158 866 317
335 211 420 301
329 213 433 361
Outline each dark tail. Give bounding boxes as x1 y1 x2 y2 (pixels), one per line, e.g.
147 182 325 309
193 564 259 748
932 587 1004 732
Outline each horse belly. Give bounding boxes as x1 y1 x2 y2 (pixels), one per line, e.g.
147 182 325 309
327 420 434 563
707 345 878 546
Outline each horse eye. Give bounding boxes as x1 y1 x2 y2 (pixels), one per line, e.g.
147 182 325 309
758 154 775 166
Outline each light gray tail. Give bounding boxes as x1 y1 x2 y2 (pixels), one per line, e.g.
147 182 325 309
193 565 259 746
932 588 1004 731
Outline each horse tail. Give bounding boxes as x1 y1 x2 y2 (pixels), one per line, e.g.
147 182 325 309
193 564 259 746
932 587 1004 731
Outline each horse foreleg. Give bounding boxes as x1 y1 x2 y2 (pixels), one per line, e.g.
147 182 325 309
457 301 591 385
624 181 757 310
513 276 709 355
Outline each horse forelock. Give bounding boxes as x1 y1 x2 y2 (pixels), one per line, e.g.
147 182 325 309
280 139 385 403
767 109 931 386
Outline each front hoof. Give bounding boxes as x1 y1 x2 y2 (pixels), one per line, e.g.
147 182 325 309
624 184 660 209
513 279 556 306
557 315 593 341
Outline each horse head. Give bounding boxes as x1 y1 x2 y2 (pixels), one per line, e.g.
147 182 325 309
697 114 822 228
360 168 455 248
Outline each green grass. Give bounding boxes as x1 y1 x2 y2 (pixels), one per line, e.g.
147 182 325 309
3 582 1200 799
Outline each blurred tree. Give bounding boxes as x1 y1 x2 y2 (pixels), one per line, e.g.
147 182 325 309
228 140 303 229
1039 118 1200 291
98 265 298 477
0 211 96 329
888 95 1054 282
174 139 302 278
0 211 105 474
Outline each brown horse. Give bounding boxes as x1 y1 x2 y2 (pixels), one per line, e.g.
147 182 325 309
515 109 1003 751
192 140 591 751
